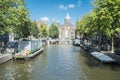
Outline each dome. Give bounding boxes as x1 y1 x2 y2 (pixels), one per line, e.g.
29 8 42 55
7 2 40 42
65 13 70 19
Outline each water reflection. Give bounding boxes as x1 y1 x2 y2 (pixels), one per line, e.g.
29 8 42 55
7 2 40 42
0 44 120 80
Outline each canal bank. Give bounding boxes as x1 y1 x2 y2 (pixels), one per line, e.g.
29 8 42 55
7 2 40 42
0 53 12 64
0 48 14 64
0 44 120 80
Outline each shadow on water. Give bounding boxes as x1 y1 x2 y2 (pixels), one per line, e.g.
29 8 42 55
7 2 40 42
74 46 120 80
78 47 120 69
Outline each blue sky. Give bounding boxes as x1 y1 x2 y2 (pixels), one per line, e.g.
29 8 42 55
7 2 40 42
26 0 92 26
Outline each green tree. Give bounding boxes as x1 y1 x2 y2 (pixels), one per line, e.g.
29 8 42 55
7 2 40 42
17 20 31 38
0 0 12 34
39 22 48 38
76 13 95 41
49 24 59 39
76 0 120 52
0 0 31 38
12 0 31 38
93 0 120 52
30 21 40 38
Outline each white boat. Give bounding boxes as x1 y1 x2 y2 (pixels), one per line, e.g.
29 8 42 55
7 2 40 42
91 52 116 63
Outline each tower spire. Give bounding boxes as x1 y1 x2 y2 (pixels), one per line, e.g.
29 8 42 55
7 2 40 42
65 13 71 24
66 13 70 19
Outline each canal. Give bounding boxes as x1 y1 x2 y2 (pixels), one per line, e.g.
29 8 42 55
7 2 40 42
0 44 120 80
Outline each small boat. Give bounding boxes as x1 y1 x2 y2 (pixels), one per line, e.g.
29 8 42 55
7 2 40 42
14 40 44 60
14 48 44 60
91 51 116 63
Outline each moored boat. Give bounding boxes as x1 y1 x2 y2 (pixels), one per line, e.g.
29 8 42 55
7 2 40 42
91 51 116 63
14 48 44 60
14 39 44 60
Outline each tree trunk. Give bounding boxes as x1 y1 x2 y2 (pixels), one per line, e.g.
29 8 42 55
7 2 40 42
98 34 102 47
111 36 114 53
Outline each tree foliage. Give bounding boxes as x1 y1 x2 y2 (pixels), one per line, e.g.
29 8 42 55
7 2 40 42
0 0 31 38
93 0 120 37
49 24 59 39
76 0 120 37
76 0 120 52
39 22 48 38
30 21 40 38
76 0 120 36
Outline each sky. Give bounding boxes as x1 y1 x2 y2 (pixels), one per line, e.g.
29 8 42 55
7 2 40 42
26 0 93 26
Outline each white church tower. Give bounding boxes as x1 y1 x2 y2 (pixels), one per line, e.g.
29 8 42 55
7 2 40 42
65 13 71 25
58 13 75 43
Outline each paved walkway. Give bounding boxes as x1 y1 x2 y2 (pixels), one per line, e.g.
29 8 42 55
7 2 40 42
0 48 13 64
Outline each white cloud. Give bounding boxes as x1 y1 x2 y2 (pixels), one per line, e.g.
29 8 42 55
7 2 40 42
59 4 75 10
59 5 67 10
40 17 49 22
58 1 81 10
68 4 75 8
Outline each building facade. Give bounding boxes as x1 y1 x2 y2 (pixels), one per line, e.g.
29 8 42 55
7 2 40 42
36 13 75 42
58 13 75 42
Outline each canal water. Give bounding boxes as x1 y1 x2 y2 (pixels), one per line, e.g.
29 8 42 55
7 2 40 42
0 44 120 80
